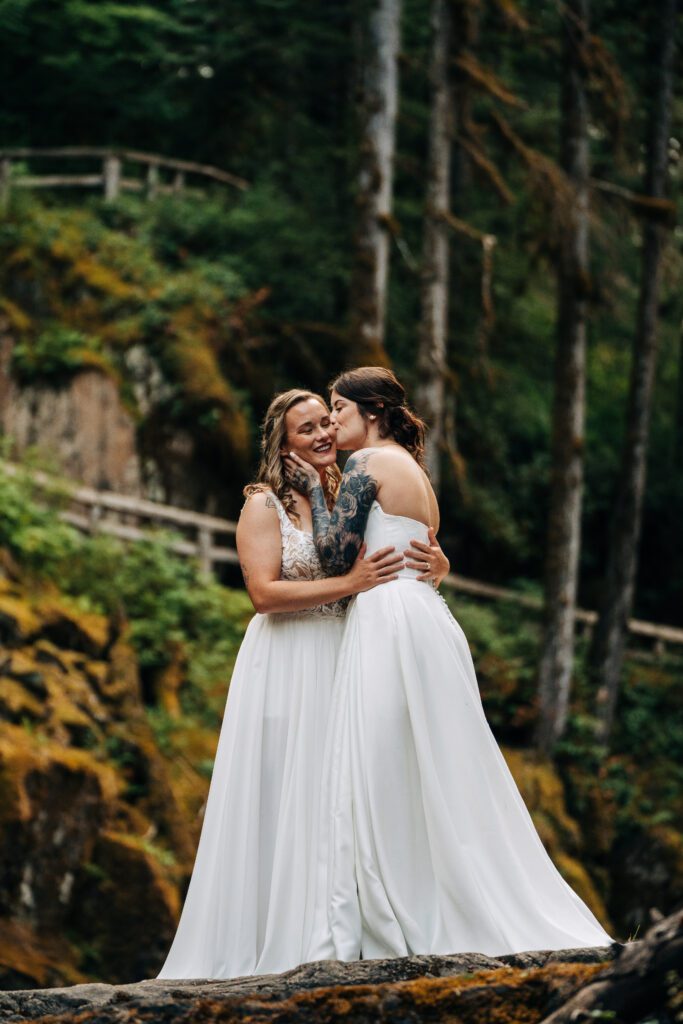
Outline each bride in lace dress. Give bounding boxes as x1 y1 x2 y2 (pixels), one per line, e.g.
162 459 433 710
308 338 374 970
157 388 449 980
284 368 615 962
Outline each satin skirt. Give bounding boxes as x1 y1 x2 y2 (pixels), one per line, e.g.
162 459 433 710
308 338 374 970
305 580 614 962
158 611 345 979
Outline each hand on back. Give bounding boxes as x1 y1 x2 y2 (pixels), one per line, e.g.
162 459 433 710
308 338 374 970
347 543 405 593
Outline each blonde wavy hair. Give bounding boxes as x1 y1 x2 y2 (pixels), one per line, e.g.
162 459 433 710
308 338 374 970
243 389 341 523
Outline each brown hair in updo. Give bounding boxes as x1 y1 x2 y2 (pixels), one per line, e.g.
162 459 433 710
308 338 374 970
330 366 427 469
243 389 341 523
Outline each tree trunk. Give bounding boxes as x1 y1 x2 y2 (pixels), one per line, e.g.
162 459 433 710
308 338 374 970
675 316 683 471
589 0 678 742
415 0 453 489
348 0 402 364
535 0 590 756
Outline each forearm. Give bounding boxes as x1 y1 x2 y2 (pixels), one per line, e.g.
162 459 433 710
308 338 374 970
308 482 346 575
309 474 376 576
248 573 355 614
285 451 377 575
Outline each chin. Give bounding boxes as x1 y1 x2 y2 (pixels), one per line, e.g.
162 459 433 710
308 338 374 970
306 451 337 471
337 435 361 452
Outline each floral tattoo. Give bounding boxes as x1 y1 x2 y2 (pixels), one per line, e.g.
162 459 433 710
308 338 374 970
305 452 378 575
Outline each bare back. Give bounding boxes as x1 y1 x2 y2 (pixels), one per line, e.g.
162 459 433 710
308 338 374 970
361 446 440 532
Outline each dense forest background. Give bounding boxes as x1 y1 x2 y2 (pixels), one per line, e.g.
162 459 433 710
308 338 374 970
1 0 681 622
0 0 681 989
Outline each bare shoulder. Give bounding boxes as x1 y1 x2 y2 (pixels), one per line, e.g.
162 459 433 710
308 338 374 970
367 447 440 527
238 490 280 530
363 445 419 480
344 447 376 468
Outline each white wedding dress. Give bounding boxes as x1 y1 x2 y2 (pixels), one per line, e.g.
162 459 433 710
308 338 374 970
158 493 346 979
304 501 614 962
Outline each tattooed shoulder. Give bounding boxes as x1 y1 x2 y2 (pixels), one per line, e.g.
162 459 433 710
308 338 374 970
264 495 277 509
338 452 378 504
308 450 379 575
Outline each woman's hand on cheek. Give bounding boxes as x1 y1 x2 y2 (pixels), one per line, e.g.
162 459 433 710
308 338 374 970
283 451 321 495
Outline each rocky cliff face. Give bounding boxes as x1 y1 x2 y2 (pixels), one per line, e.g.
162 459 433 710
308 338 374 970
0 198 257 514
0 573 211 988
0 335 143 496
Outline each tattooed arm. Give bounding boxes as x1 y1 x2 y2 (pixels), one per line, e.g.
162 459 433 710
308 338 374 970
236 490 402 612
284 451 379 575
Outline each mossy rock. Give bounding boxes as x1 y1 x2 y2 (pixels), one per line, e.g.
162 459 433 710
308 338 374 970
0 593 41 644
96 636 142 706
2 650 46 694
0 918 85 990
36 601 110 659
0 724 121 931
610 823 683 936
33 639 71 674
69 829 180 982
0 678 46 723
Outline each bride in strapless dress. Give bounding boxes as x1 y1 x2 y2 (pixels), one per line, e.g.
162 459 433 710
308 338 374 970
285 367 615 962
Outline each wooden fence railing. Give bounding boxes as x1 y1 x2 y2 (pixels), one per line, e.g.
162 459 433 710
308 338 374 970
0 147 248 205
2 460 682 654
1 462 238 574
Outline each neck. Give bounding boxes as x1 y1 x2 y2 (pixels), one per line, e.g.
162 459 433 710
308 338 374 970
364 424 382 446
362 431 399 449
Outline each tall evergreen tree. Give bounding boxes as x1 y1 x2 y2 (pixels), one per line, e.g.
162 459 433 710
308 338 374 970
415 0 454 488
348 0 402 363
589 0 679 741
535 0 591 755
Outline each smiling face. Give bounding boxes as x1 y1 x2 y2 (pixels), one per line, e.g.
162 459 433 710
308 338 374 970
329 390 370 451
282 397 337 471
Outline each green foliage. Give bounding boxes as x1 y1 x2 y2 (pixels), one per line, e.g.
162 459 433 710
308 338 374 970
0 463 80 575
62 530 253 717
11 325 106 384
0 461 253 728
0 0 681 626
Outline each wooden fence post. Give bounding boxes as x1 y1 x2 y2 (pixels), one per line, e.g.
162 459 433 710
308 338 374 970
88 502 102 533
172 171 185 193
146 163 159 200
103 154 121 201
198 526 212 575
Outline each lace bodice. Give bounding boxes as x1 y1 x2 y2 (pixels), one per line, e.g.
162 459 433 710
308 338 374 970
267 492 348 620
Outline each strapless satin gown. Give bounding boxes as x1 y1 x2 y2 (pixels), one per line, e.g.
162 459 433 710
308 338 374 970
158 493 346 979
305 500 614 961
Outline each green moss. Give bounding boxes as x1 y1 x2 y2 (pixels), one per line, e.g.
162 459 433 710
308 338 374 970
1 195 255 468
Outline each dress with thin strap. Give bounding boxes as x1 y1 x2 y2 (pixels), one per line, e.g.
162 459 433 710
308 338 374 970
158 492 346 979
